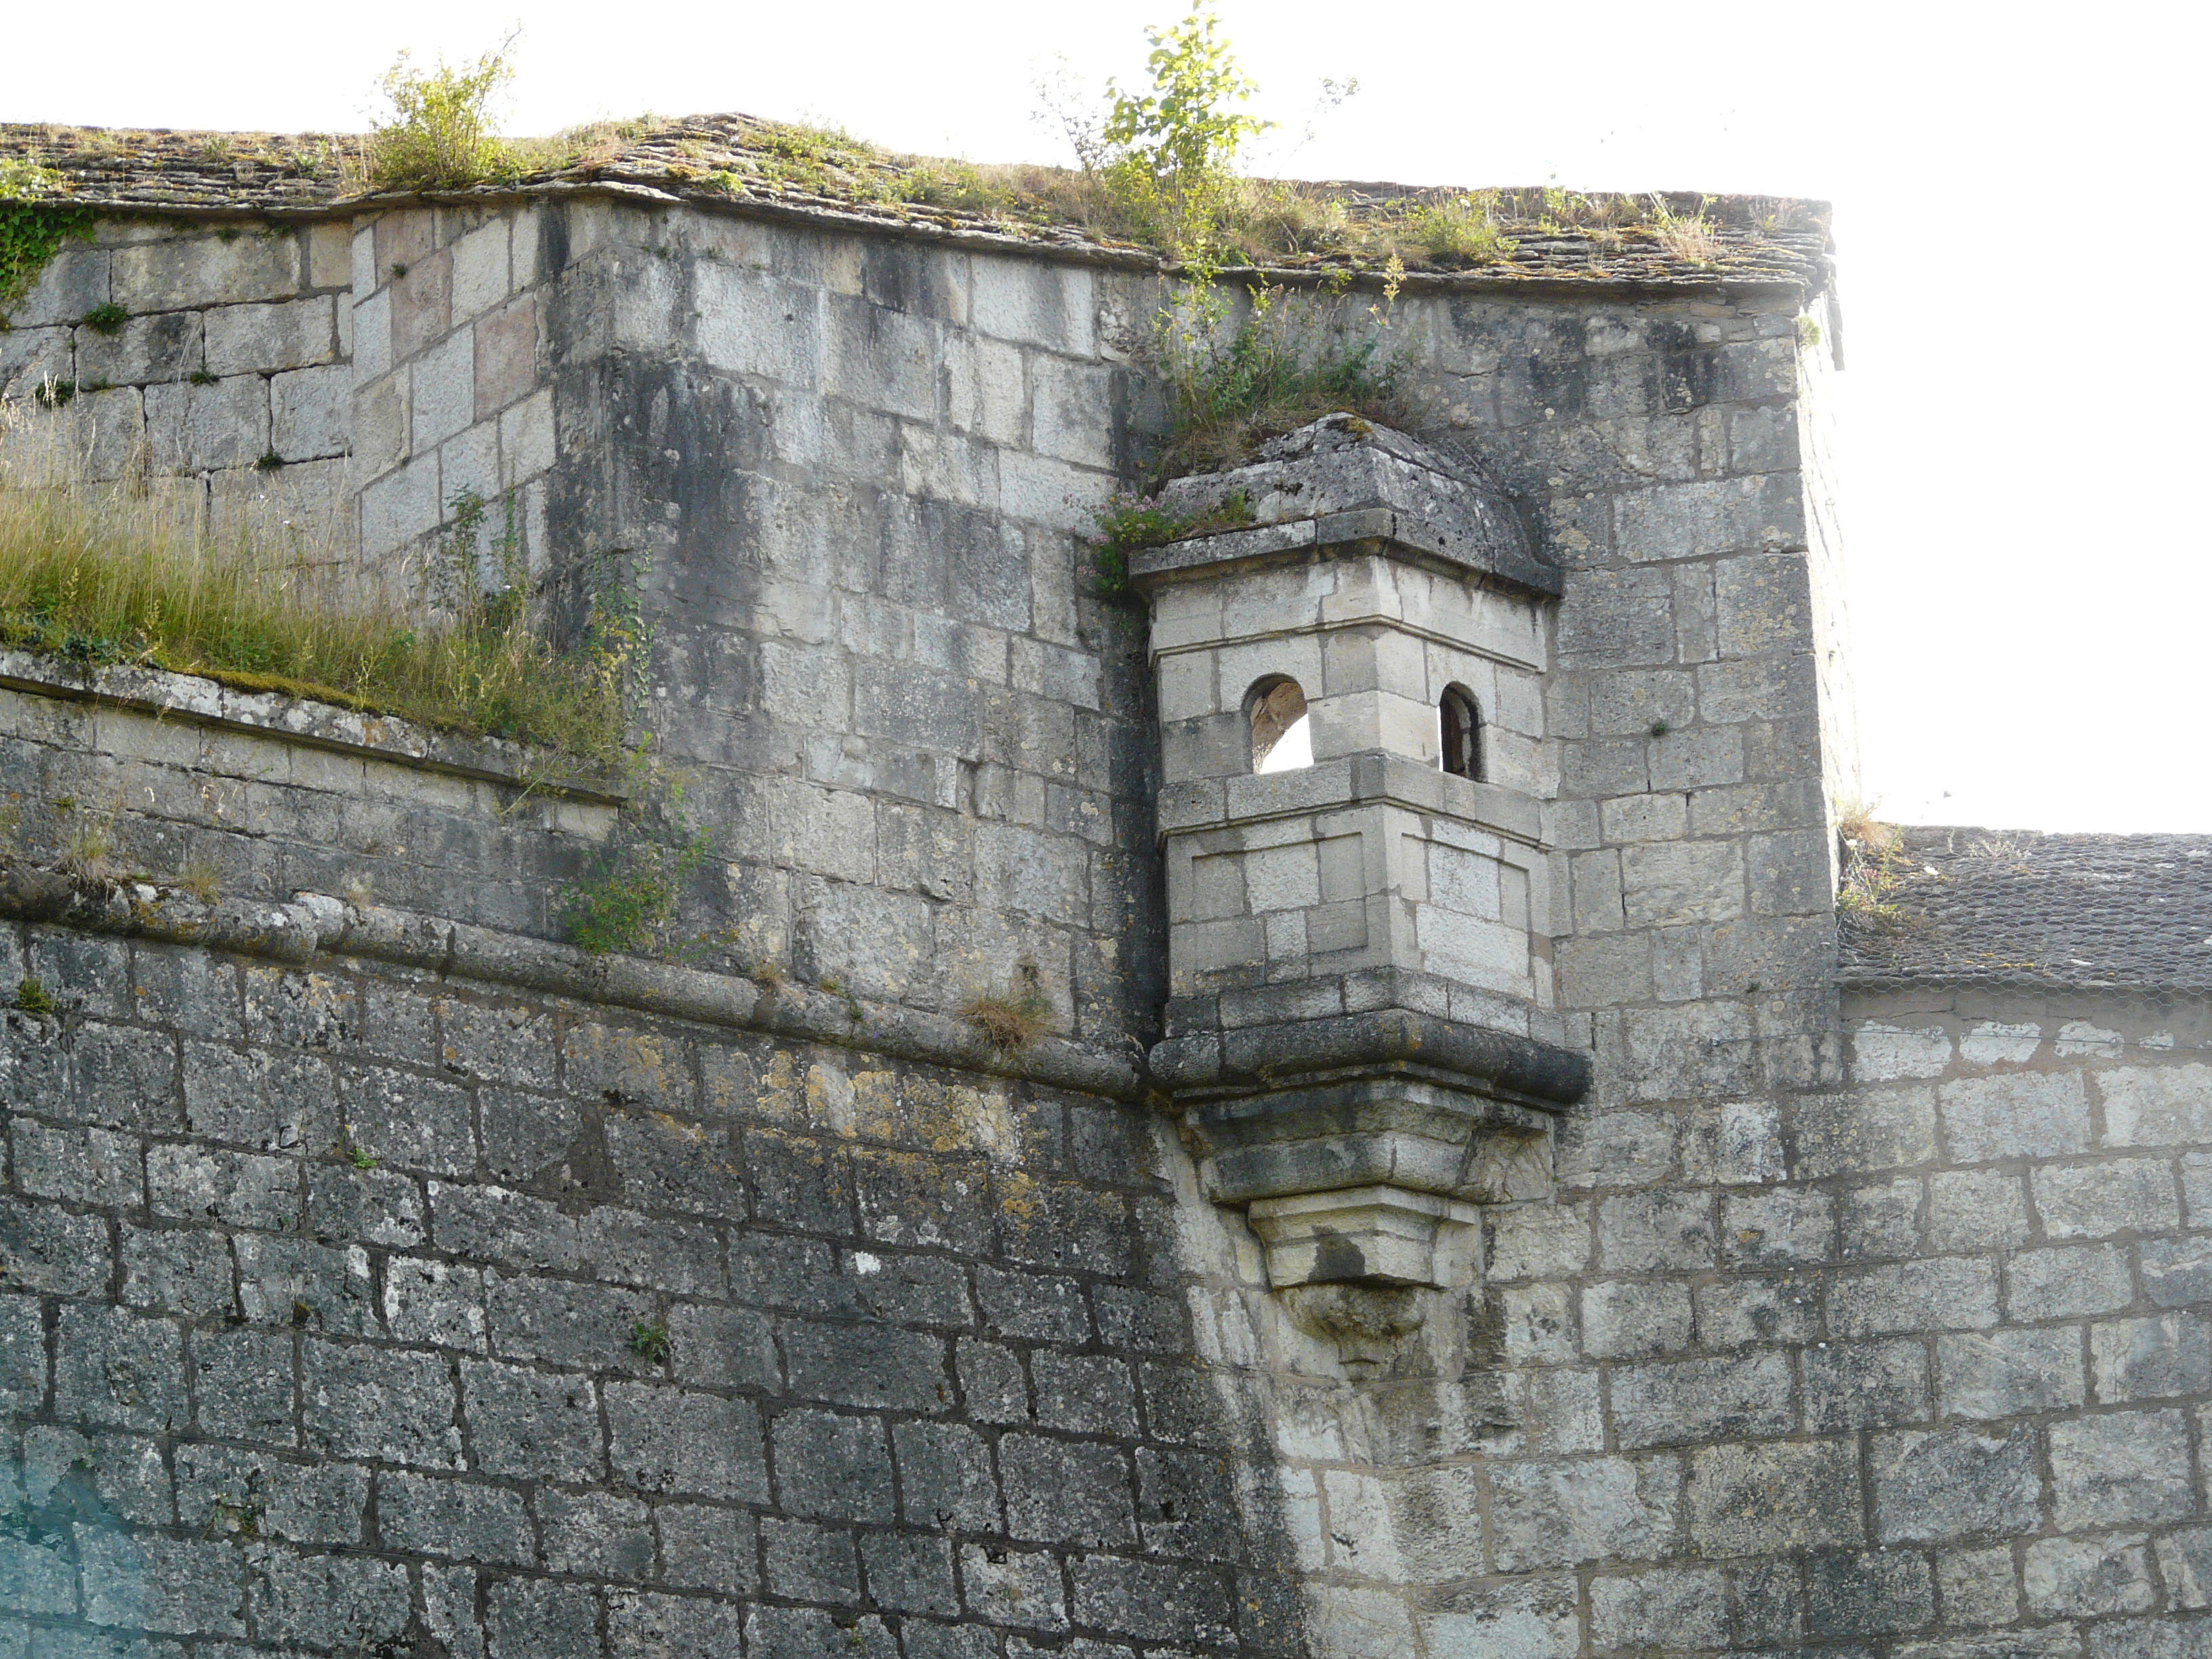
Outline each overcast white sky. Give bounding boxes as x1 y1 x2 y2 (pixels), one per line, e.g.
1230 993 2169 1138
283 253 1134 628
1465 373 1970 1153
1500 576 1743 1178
19 2 2207 834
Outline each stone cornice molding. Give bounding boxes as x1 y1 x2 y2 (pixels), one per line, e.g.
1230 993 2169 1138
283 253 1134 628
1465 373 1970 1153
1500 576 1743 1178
0 864 1145 1102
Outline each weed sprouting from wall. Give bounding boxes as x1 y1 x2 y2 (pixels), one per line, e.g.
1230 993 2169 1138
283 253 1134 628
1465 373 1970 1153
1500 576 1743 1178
1088 489 1253 595
58 791 122 886
1649 194 1723 266
1402 196 1517 268
1151 273 1412 478
1035 8 1427 480
1040 1 1275 264
558 773 714 958
1090 2 1271 261
1837 802 1918 928
369 42 676 190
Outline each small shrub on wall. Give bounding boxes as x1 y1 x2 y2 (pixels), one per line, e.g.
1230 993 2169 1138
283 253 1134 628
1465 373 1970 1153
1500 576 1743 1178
369 39 520 190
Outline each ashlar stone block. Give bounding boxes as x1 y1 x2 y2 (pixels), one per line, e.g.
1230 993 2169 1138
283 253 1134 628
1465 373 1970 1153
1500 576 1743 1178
1805 1338 1929 1431
1589 1566 1727 1652
1939 1328 2086 1420
114 226 295 307
2093 1314 2212 1404
75 307 202 384
205 295 337 374
1488 1455 1680 1570
2025 1534 2156 1618
1689 1440 1862 1554
1611 1351 1794 1447
1941 1072 2091 1162
2102 1065 2212 1149
1807 1549 1935 1638
2038 1158 2182 1240
1939 1544 2022 1627
1871 1426 2040 1543
1852 1021 1954 1082
2049 1410 2196 1529
272 363 350 459
146 374 270 472
2007 1243 2135 1322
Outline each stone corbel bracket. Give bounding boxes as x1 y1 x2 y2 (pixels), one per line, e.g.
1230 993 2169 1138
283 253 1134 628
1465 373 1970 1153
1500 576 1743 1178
1153 1003 1589 1288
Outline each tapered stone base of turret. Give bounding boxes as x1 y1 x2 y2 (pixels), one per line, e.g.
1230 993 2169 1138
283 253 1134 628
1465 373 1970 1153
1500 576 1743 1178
1247 1185 1483 1289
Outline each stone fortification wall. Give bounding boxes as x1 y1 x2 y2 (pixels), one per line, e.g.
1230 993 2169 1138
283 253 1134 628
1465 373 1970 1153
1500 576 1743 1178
7 180 2211 1659
1416 989 2212 1659
350 204 555 588
1 218 354 555
2 194 1831 1067
529 202 1162 1042
0 903 1284 1658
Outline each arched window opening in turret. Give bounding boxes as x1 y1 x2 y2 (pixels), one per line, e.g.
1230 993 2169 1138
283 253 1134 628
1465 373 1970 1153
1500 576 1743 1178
1440 684 1483 780
1250 677 1312 774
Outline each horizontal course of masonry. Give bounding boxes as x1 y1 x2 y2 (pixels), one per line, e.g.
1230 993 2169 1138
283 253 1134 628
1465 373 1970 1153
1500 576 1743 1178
0 920 1303 1657
1438 993 2212 1659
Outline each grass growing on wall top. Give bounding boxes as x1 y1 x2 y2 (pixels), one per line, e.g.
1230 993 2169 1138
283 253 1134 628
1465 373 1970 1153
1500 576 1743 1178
0 432 638 762
1151 277 1411 479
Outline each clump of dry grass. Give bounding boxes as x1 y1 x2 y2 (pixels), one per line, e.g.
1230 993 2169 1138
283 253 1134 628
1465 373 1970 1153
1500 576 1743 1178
523 114 659 176
1834 798 1892 850
174 858 222 903
57 791 121 886
962 994 1048 1053
1835 800 1915 927
1649 197 1723 266
961 958 1052 1054
0 410 636 760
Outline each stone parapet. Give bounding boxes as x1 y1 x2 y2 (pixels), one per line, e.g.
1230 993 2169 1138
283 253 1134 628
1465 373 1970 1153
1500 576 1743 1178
0 861 1144 1101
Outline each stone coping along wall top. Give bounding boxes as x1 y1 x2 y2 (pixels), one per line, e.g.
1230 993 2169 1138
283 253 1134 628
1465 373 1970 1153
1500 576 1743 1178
3 114 1836 293
0 860 1145 1099
0 649 623 806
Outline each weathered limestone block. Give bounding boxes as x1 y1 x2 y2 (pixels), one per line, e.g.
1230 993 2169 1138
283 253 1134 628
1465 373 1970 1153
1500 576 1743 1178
145 374 270 472
75 308 202 386
203 295 338 375
112 232 299 311
8 245 109 329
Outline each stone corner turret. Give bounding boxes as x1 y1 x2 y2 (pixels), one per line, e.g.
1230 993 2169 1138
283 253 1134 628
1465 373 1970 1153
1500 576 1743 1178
1130 415 1588 1296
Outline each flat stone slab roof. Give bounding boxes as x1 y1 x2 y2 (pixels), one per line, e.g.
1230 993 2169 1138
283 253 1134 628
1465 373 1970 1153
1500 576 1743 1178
1841 824 2212 994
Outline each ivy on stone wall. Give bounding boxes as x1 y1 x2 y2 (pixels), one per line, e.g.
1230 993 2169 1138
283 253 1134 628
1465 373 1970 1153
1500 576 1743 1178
0 159 94 314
